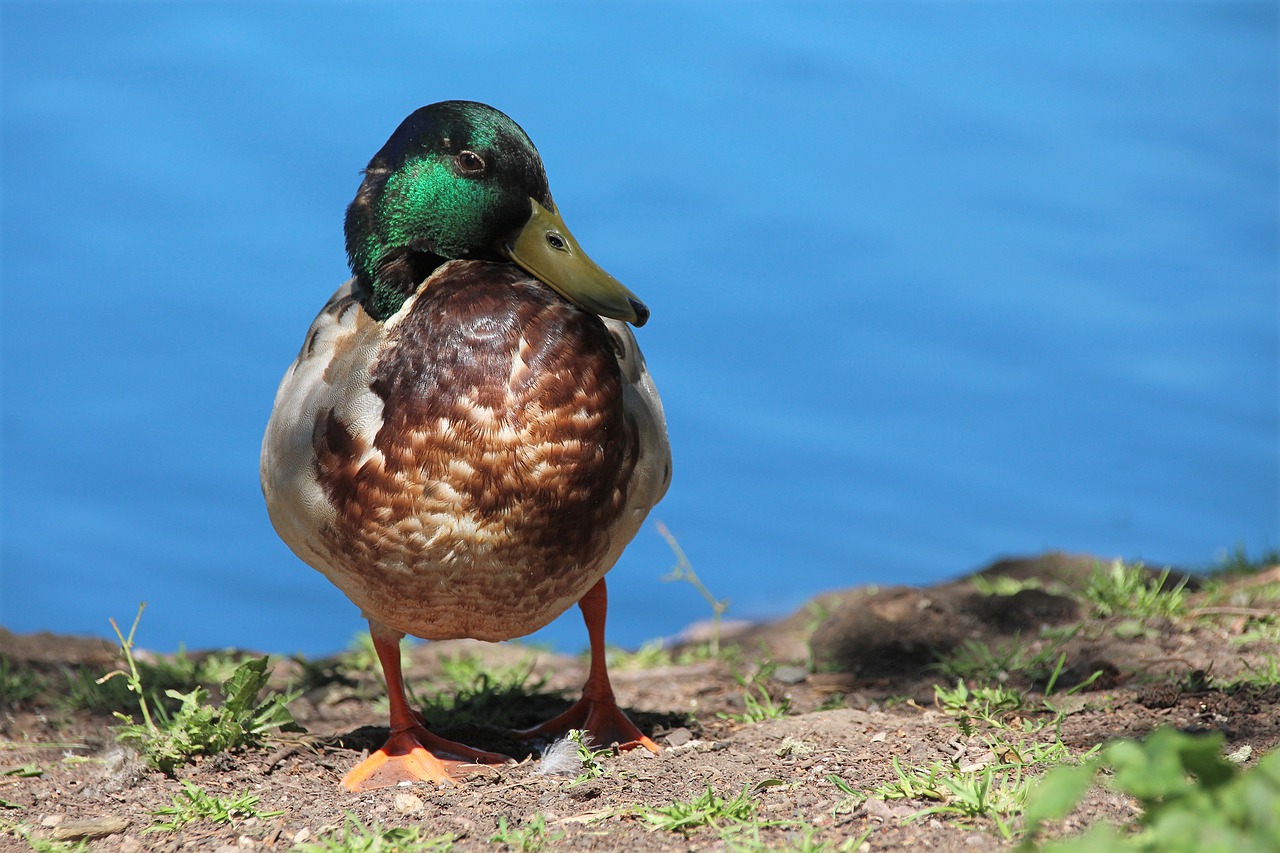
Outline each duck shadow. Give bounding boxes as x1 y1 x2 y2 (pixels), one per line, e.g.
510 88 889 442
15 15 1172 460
330 689 693 762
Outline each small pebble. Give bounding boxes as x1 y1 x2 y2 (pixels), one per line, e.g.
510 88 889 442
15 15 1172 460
773 665 808 685
52 817 129 841
1228 744 1253 764
394 793 425 814
862 799 893 822
775 737 813 758
567 779 603 801
664 727 693 747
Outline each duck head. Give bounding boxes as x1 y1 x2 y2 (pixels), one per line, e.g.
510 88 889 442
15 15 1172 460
344 100 648 326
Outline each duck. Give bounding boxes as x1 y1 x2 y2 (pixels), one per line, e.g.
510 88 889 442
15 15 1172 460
260 100 671 791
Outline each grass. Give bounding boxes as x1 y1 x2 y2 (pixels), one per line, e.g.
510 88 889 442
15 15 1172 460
146 780 282 831
2 763 44 807
1229 622 1280 645
115 656 298 773
61 653 191 716
637 783 763 835
934 683 1098 769
106 606 298 773
412 652 545 731
724 822 870 853
294 816 455 852
289 654 361 695
825 773 867 815
934 680 1027 733
59 637 251 716
633 782 861 853
934 655 1102 735
1206 545 1280 577
931 630 1079 687
936 560 1196 694
870 756 950 803
566 729 612 780
859 667 1110 840
718 663 792 724
341 631 383 673
969 575 1047 597
1224 656 1280 689
434 651 536 693
606 638 724 670
489 813 563 851
3 763 43 780
603 525 736 670
1083 559 1190 621
606 639 677 670
865 756 1034 840
916 764 1031 838
1193 548 1280 648
0 658 41 709
657 521 730 658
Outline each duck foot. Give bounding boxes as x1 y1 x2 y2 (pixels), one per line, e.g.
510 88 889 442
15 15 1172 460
515 696 659 753
342 724 514 791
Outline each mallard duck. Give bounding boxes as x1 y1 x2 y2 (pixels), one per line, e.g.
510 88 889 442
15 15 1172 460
261 101 671 791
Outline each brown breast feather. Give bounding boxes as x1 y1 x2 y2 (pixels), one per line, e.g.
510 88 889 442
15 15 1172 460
312 262 639 640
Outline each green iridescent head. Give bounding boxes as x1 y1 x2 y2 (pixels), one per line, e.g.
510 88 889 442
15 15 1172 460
344 101 647 325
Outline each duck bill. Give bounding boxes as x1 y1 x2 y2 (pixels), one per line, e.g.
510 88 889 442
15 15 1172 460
503 199 649 327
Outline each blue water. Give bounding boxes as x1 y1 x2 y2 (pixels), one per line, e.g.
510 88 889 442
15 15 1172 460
2 3 1276 657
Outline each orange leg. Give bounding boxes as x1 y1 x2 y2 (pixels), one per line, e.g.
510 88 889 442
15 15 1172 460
341 623 513 792
517 578 659 753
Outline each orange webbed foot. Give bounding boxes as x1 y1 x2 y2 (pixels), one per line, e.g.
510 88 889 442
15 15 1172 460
342 725 514 792
516 696 659 754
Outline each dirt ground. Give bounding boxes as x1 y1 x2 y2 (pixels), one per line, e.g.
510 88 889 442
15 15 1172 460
3 551 1279 852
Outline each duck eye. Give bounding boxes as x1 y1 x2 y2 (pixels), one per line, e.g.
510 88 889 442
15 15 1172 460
546 233 567 251
455 151 485 174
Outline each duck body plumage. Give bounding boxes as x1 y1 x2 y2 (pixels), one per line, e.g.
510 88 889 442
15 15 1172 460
262 101 669 788
262 260 670 642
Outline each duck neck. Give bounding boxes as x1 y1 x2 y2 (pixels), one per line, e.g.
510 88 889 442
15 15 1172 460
358 249 448 321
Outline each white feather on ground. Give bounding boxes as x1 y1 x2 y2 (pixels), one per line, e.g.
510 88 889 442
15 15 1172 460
534 734 587 777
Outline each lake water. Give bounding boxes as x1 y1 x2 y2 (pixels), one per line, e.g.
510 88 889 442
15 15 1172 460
2 3 1276 657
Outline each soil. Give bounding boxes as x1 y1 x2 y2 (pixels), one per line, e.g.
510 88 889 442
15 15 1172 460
3 551 1279 852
